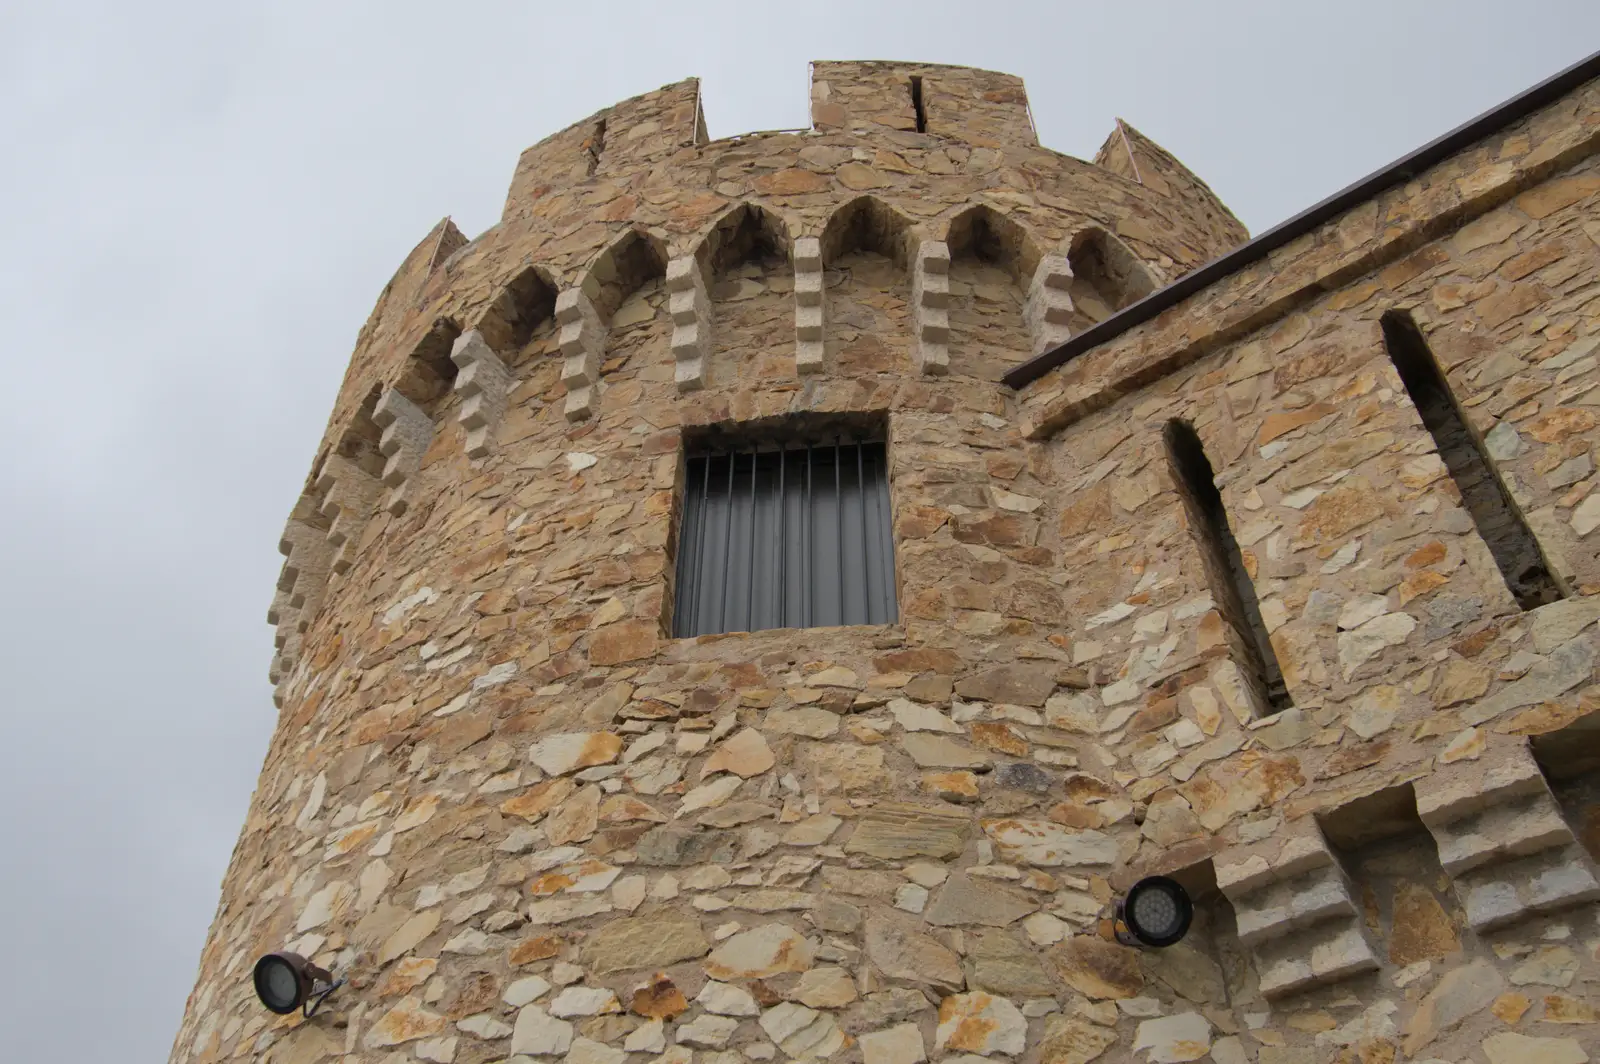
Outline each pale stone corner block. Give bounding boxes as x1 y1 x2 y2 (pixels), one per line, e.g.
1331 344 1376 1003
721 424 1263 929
315 455 382 575
373 387 433 516
667 256 709 393
1026 252 1076 355
793 237 825 375
912 239 950 376
451 329 512 459
557 287 604 420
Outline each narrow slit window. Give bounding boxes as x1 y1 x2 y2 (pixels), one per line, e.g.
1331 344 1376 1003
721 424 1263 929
1380 310 1562 609
909 75 927 134
586 117 607 177
673 436 896 637
1165 419 1292 716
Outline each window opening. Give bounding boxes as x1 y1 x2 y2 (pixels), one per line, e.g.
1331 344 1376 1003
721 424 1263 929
673 433 896 637
585 117 607 177
1381 310 1562 609
909 75 927 134
1165 419 1291 715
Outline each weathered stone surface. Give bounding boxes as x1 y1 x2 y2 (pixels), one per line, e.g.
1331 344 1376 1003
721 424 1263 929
924 872 1038 926
1131 1012 1211 1064
1481 1033 1590 1064
965 929 1058 997
901 733 992 769
1401 959 1505 1055
846 801 970 858
935 992 1027 1057
983 819 1117 866
955 665 1057 706
580 912 709 974
865 910 964 990
860 1023 926 1064
1039 1017 1118 1064
529 732 624 776
701 727 775 778
1386 882 1459 965
703 922 813 979
512 1005 574 1056
1048 937 1143 999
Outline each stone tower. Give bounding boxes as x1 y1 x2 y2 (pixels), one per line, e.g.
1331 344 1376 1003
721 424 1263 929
172 57 1600 1064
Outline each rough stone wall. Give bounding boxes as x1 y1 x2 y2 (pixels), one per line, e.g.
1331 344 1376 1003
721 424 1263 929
175 61 1600 1064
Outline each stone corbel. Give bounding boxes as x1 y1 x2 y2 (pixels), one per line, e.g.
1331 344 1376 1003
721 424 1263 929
912 239 950 375
1025 252 1075 355
451 329 512 458
557 287 604 421
315 455 382 575
793 237 824 375
1214 819 1379 999
372 387 433 517
666 256 709 392
1416 740 1599 931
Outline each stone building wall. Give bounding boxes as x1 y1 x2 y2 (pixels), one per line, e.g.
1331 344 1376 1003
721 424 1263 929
175 60 1598 1064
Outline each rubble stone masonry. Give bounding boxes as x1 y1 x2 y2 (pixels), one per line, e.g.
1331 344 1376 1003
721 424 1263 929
176 59 1599 1064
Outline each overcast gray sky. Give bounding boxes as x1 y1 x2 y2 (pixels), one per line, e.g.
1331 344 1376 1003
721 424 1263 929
1 3 1596 1059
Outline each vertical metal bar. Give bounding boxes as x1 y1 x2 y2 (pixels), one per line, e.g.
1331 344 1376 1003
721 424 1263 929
677 457 697 637
694 455 712 635
719 452 735 634
857 443 872 624
777 445 787 629
746 449 758 631
872 444 896 621
804 444 813 629
834 437 845 626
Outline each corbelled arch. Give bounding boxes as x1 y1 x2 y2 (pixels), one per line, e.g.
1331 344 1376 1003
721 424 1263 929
939 203 1043 380
472 263 560 360
558 227 671 420
813 195 918 376
1064 224 1160 329
685 203 797 389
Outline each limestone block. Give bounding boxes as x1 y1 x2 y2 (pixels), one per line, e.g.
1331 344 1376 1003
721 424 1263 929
1416 742 1600 930
793 237 824 375
666 256 708 392
1215 820 1377 999
372 387 433 516
1026 253 1076 354
557 287 604 420
315 455 382 575
451 329 512 459
912 239 950 376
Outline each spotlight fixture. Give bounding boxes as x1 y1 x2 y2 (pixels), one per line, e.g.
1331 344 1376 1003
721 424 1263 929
253 952 343 1017
1114 875 1193 948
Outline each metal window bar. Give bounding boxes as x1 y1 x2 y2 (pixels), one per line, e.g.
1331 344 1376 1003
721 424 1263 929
673 441 896 637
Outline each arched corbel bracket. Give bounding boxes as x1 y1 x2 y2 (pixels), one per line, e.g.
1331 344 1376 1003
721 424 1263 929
557 288 604 421
666 256 709 392
912 239 950 376
1026 252 1076 354
451 330 511 457
372 388 433 516
792 237 824 375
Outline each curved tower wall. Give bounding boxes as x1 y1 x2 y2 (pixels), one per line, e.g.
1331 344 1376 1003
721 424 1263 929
174 58 1600 1064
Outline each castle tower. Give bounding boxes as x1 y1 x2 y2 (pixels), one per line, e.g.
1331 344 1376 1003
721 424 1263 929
173 57 1600 1064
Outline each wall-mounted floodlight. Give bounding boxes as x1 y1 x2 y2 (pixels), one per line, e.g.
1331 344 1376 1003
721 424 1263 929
1114 875 1193 948
253 952 342 1017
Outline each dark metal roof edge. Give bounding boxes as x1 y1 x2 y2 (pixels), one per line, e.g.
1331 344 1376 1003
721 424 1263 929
1003 47 1600 391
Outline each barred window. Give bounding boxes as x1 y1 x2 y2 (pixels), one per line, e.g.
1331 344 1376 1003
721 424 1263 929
673 436 896 637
